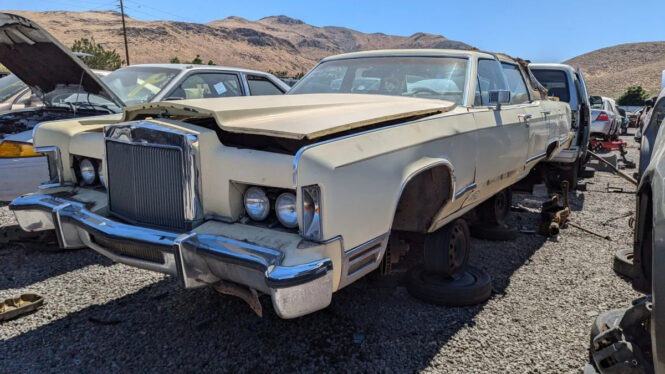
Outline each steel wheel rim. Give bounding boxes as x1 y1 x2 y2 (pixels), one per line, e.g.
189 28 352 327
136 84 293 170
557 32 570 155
448 222 467 272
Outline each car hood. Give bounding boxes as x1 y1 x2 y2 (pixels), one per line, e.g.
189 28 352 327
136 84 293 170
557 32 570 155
0 13 124 108
123 94 455 140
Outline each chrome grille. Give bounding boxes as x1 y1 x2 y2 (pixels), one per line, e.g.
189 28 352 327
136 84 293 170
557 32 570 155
107 140 186 230
105 121 202 232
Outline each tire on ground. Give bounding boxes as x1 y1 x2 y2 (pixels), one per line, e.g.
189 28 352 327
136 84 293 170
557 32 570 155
613 248 634 278
406 264 492 306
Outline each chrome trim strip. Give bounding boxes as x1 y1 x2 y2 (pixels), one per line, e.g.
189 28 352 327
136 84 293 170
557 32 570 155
526 151 547 164
454 182 477 200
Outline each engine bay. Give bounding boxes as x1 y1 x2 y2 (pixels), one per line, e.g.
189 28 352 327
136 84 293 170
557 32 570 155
0 107 107 139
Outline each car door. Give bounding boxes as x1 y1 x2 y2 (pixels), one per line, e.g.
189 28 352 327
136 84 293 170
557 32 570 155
502 62 549 163
575 68 591 156
472 59 530 191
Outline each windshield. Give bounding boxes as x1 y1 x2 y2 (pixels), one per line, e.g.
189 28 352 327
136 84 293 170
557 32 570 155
290 56 468 105
102 66 180 105
0 74 27 103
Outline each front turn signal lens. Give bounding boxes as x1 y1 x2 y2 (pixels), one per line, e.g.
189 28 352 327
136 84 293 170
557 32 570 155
0 141 41 158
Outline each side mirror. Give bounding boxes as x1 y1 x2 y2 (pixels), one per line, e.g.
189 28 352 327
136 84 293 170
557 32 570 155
645 98 654 108
489 90 511 106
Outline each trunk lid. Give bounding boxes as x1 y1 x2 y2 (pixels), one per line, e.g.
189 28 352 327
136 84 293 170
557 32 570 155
0 13 124 108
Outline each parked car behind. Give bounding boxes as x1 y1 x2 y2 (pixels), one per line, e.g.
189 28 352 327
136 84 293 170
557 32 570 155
0 73 29 111
590 96 622 140
632 85 665 374
0 12 289 202
10 49 572 318
530 63 592 185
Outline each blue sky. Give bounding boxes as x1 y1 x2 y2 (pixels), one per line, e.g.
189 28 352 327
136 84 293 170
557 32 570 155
4 0 665 62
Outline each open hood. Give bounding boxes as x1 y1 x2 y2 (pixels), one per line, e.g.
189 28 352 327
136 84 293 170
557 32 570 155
123 93 456 140
0 13 124 108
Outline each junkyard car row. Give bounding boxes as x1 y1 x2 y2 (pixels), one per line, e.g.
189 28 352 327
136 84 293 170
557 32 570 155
0 10 662 373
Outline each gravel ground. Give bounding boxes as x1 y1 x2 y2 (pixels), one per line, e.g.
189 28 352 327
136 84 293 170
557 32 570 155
0 133 642 373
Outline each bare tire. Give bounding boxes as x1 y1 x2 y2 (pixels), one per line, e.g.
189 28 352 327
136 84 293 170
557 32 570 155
613 248 634 278
423 219 470 277
478 188 512 225
406 265 492 306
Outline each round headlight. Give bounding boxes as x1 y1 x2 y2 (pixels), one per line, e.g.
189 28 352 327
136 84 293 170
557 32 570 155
275 192 298 228
79 158 97 185
244 186 270 221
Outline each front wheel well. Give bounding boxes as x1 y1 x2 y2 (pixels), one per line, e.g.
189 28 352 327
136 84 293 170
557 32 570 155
391 165 453 233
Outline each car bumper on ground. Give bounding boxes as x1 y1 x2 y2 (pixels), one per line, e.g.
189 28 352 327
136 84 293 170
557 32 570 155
0 156 49 202
10 192 337 319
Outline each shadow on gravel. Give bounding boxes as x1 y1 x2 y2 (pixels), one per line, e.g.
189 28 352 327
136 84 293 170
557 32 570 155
0 247 114 291
0 210 549 373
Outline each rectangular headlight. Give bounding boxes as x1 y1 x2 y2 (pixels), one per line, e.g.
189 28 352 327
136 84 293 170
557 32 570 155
301 185 322 241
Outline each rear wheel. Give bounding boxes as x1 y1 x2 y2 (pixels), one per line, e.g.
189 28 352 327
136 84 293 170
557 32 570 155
423 219 470 277
478 189 512 225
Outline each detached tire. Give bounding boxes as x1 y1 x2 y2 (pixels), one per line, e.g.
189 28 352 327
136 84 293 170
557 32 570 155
613 249 635 278
478 189 512 225
406 265 492 306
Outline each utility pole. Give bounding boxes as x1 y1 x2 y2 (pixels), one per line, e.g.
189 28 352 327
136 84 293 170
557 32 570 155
119 0 130 65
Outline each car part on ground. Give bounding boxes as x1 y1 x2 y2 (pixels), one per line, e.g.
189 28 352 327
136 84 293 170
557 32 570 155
588 298 654 374
589 151 638 186
613 249 635 279
0 294 44 322
539 181 571 237
406 264 492 306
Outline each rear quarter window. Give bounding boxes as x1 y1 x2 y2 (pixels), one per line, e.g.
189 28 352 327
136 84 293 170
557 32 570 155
531 70 570 103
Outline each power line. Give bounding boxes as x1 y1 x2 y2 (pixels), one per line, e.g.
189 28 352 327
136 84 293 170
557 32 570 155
123 0 200 24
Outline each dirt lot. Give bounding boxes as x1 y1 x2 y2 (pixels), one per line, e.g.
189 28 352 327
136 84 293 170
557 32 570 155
0 134 642 373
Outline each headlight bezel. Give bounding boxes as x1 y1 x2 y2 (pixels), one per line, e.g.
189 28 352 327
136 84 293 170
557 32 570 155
301 185 322 241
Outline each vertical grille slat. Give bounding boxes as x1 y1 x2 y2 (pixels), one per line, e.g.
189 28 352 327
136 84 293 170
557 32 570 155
106 141 186 231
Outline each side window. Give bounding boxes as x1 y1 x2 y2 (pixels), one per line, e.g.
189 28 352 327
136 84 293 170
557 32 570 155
172 73 242 99
500 63 530 104
474 59 507 106
247 75 284 96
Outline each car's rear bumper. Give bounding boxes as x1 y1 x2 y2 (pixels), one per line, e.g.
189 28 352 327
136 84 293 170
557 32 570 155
590 120 612 135
10 193 336 319
0 156 48 202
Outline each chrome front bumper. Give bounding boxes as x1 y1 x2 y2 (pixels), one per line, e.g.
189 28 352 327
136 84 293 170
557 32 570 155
10 194 335 319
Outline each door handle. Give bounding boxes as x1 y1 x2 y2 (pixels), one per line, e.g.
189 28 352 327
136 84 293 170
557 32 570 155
541 110 551 115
